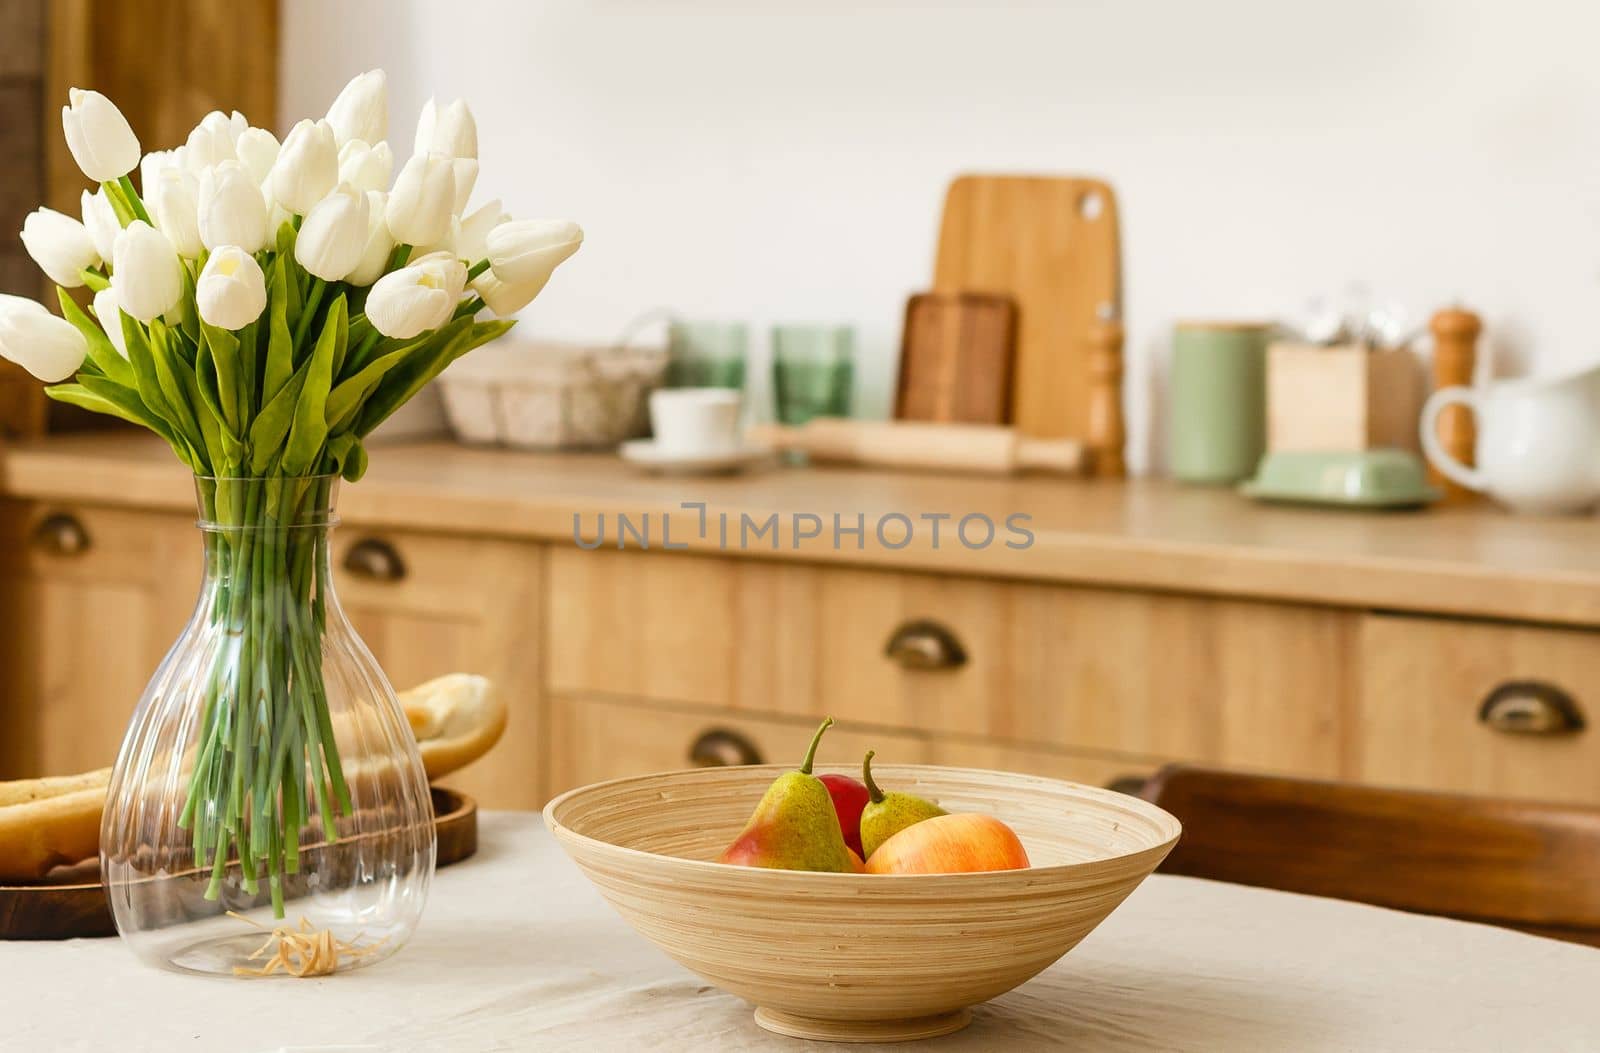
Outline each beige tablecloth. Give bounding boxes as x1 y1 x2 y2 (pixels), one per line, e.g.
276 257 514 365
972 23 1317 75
3 813 1594 1052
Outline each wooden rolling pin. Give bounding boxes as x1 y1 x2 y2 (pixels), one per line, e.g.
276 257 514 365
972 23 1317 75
748 419 1086 476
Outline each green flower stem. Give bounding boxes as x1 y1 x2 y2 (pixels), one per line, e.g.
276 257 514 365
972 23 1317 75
385 243 412 272
466 259 490 281
294 279 327 351
115 174 152 225
179 475 348 918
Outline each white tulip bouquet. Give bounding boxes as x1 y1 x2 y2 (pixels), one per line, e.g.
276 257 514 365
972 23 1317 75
2 71 581 916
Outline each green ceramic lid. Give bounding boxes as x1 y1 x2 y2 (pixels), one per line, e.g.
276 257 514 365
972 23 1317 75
1239 448 1441 509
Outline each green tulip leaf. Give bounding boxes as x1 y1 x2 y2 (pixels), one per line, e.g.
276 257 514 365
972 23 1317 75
248 359 310 475
281 295 345 476
354 318 475 437
263 257 294 404
58 288 134 388
324 343 415 433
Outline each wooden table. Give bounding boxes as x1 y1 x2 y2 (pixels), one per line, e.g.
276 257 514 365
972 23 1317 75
2 813 1595 1052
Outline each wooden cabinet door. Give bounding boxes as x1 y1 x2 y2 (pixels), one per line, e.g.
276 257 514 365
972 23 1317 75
0 502 198 777
1357 613 1600 803
333 528 543 809
549 548 1351 777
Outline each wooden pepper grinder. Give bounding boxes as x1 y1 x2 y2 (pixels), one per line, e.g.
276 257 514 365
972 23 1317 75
1086 303 1126 478
1427 305 1482 502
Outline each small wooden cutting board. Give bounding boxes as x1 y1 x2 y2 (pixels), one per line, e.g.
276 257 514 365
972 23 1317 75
895 292 1016 425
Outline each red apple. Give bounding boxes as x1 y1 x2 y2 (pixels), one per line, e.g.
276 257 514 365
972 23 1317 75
864 813 1030 875
818 773 869 856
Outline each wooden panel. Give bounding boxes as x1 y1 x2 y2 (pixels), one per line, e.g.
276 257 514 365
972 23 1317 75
548 548 1348 776
933 175 1120 440
1356 613 1600 803
335 530 543 809
547 696 932 797
546 694 1160 799
0 0 43 77
0 502 198 775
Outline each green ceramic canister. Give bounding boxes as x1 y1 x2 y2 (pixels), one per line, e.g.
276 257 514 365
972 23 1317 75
1169 321 1273 484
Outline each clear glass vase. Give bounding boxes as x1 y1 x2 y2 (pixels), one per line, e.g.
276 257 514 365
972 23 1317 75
101 475 435 976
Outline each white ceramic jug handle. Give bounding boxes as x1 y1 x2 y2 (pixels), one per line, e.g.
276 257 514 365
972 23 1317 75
1420 386 1487 492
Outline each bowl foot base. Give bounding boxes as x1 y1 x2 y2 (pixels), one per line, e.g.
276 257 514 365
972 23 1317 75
754 1007 972 1043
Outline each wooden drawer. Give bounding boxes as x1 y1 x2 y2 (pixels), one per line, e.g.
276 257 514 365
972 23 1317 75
548 548 1349 776
547 695 1164 797
1357 613 1600 803
0 503 197 775
331 528 544 809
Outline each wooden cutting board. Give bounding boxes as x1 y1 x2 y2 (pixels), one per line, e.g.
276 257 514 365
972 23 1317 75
0 787 479 941
894 292 1016 425
933 174 1122 440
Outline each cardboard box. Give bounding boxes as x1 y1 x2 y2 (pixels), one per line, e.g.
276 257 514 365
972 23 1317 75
1267 343 1422 453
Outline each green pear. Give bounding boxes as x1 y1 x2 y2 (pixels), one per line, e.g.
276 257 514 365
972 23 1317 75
859 749 946 859
717 718 859 873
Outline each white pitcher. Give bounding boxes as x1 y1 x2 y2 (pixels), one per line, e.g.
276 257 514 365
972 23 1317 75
1421 364 1600 514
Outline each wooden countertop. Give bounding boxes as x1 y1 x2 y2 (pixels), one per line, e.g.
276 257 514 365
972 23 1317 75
5 433 1600 627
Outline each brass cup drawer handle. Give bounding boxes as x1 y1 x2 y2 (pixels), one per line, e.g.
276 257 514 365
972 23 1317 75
31 513 91 557
885 619 967 671
689 729 763 767
1478 681 1585 735
343 537 407 582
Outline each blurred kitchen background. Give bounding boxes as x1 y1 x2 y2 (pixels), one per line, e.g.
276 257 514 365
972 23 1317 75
281 0 1600 472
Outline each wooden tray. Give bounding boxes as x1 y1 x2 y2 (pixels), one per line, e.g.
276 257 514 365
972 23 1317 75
0 786 478 941
894 292 1016 425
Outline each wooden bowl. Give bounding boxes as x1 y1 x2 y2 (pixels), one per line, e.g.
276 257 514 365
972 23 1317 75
544 764 1180 1043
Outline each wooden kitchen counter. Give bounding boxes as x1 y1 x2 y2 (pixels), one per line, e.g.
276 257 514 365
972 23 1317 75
4 432 1599 626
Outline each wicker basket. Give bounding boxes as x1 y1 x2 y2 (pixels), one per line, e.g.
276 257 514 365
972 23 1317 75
437 341 667 450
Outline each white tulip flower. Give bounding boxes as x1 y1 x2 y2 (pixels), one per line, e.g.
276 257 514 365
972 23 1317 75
271 118 339 214
111 221 183 322
149 167 204 258
347 191 395 286
451 158 478 215
385 153 455 247
139 148 183 198
471 269 553 317
337 139 393 194
0 294 47 316
365 253 465 338
413 97 477 159
80 188 121 263
196 246 268 330
326 69 388 147
61 89 140 182
184 110 238 169
453 199 507 261
197 161 269 254
296 183 369 281
0 303 89 382
20 207 100 287
234 127 281 185
485 219 583 286
91 285 128 356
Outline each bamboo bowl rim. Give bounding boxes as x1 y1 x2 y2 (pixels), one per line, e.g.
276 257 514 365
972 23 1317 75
543 763 1182 883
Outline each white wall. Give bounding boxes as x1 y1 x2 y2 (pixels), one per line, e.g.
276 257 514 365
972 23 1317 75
282 0 1600 472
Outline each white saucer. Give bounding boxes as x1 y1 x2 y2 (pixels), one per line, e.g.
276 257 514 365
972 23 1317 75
619 439 775 475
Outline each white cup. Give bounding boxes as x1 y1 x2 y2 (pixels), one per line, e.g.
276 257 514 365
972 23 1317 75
649 387 743 456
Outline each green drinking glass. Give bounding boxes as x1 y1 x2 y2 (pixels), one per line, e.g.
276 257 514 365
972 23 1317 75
667 321 748 389
772 325 855 425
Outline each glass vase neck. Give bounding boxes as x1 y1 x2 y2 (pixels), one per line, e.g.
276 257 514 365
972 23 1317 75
193 475 341 534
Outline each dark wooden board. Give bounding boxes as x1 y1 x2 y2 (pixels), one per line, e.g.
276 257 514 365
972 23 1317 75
894 292 1016 425
0 786 478 941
